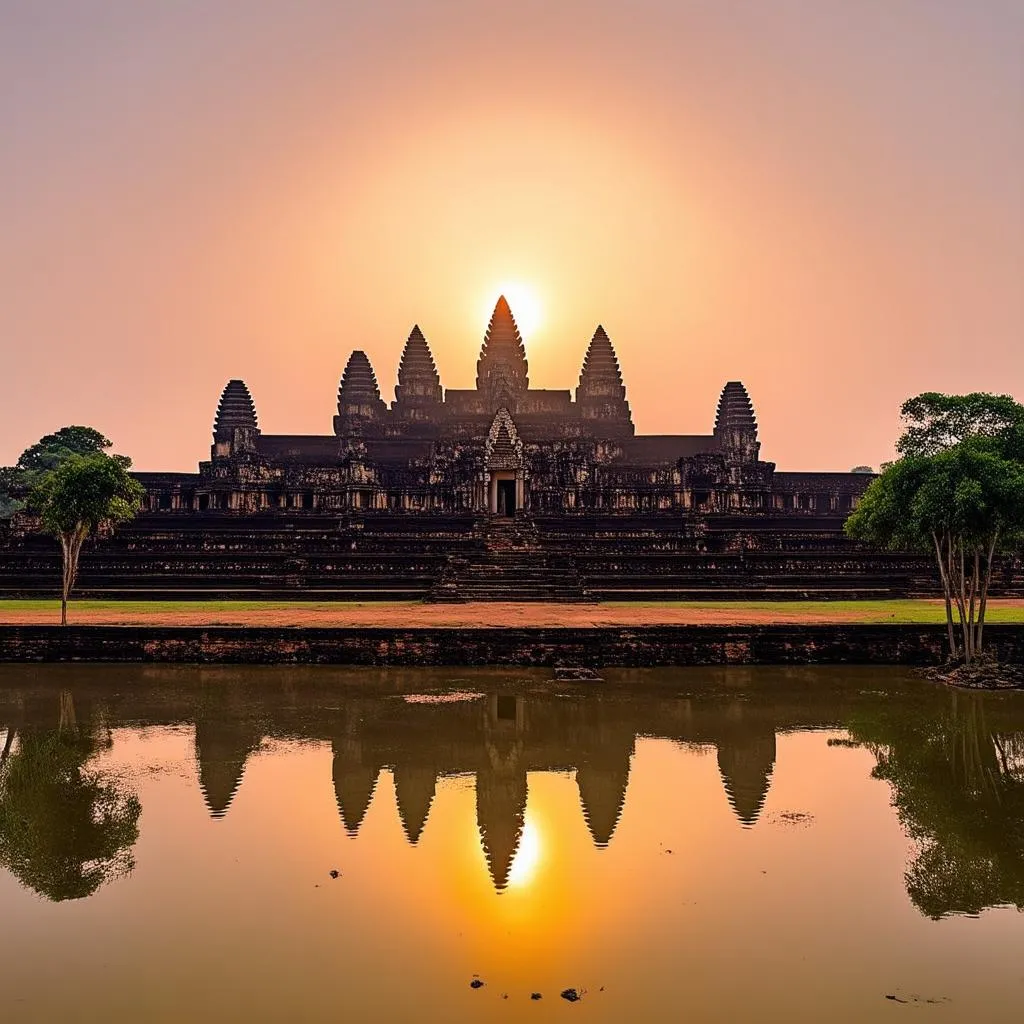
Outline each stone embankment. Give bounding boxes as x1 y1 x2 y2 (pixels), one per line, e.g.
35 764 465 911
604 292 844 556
1 624 1022 666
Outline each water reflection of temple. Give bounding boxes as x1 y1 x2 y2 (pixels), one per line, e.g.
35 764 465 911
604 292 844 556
4 667 1022 912
0 669 796 892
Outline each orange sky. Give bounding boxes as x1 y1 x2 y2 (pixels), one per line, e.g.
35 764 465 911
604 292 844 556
1 1 1021 471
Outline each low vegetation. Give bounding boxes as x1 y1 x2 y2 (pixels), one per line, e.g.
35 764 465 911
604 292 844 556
0 598 1023 627
2 426 144 625
847 393 1024 674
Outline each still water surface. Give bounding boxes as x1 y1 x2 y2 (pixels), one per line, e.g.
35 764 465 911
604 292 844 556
0 665 1022 1022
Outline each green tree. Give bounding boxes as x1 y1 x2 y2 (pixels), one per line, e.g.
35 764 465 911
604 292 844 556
898 392 1024 459
0 426 115 519
0 702 140 902
31 453 144 625
16 426 115 474
0 466 21 519
848 691 1024 918
846 394 1024 664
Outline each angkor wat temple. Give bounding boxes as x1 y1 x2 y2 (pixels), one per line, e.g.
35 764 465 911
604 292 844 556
2 298 1020 600
147 297 867 519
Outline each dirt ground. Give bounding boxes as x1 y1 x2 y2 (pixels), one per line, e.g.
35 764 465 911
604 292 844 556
4 599 1023 628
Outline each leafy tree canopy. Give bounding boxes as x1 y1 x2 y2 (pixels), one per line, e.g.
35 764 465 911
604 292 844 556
30 452 144 624
1 426 124 520
0 730 140 901
846 392 1024 664
32 453 143 536
897 392 1024 459
16 425 115 473
848 693 1024 918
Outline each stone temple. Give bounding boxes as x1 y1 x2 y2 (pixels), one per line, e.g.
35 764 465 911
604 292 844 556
153 296 865 518
9 297 1019 601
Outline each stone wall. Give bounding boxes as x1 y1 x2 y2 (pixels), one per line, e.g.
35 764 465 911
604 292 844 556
1 624 1021 666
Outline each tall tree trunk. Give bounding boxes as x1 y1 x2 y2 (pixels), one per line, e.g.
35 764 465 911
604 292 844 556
949 535 969 664
958 539 973 664
977 529 999 658
59 524 87 626
969 547 980 658
59 533 71 626
932 530 957 660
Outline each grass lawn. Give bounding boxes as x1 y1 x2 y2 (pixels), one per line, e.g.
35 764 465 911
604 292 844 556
613 599 1024 623
0 597 1022 627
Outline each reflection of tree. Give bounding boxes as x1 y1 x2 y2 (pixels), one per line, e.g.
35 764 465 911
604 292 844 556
850 693 1024 918
0 693 140 902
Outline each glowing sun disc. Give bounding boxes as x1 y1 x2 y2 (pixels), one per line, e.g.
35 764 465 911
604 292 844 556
507 818 542 888
489 281 542 339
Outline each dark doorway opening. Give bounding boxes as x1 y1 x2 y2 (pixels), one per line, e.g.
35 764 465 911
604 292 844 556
497 480 516 516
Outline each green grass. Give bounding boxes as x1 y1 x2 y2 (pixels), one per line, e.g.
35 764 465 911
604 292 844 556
0 597 1022 624
602 599 1024 622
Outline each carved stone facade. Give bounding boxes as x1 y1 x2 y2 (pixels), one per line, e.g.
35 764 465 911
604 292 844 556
138 297 870 517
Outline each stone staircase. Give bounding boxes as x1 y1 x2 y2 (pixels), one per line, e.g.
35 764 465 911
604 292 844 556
431 517 591 603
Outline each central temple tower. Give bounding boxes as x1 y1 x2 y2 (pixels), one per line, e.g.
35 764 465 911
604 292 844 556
475 296 529 409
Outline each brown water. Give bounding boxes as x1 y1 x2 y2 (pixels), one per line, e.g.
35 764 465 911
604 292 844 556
1 666 1022 1023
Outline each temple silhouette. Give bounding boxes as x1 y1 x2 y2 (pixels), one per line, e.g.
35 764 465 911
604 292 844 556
161 296 868 521
11 298 980 604
3 667 1024 910
3 295 1022 599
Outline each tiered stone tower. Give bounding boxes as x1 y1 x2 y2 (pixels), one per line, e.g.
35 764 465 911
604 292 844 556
476 295 529 409
714 381 760 463
211 379 259 457
392 325 443 424
334 351 387 435
575 325 634 437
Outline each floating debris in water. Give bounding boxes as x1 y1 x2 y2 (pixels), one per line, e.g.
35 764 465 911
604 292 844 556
561 988 583 1002
469 979 484 990
553 666 603 682
770 810 814 828
404 691 485 704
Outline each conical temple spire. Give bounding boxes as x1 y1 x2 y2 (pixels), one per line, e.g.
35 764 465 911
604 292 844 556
194 719 259 819
335 350 386 433
575 326 633 435
576 760 631 848
332 738 381 837
713 381 759 460
577 326 625 400
394 325 442 407
476 765 527 893
716 728 776 827
213 379 258 441
476 296 529 402
714 381 757 436
394 766 438 845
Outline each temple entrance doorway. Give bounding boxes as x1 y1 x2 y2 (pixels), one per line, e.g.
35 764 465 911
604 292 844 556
488 472 519 515
497 479 516 516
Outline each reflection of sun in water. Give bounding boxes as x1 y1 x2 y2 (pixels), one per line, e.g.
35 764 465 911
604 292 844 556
506 817 542 889
488 282 543 339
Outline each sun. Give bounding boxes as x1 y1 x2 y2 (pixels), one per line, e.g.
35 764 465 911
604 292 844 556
506 817 542 889
489 281 543 339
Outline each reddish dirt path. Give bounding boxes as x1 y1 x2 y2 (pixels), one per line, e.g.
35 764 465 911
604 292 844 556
4 600 1023 628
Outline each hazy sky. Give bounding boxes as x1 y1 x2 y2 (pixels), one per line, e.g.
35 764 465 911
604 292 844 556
1 0 1021 471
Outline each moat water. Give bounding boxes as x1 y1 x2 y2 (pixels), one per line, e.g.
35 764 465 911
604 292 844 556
1 665 1022 1023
